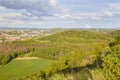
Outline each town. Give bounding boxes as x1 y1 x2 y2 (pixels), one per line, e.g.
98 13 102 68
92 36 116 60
0 29 58 42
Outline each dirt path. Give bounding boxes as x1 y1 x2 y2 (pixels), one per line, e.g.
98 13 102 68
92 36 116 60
15 57 39 60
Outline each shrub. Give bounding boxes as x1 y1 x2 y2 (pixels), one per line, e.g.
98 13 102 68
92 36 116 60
0 54 4 65
2 55 12 65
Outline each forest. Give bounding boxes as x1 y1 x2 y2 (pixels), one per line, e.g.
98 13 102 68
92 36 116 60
0 29 120 80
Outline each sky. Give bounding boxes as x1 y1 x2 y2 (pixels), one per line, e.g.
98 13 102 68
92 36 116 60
0 0 120 29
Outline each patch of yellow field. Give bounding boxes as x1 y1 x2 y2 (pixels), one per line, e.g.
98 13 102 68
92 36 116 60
15 57 39 60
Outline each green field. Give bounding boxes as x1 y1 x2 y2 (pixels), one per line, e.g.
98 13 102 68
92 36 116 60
0 58 52 80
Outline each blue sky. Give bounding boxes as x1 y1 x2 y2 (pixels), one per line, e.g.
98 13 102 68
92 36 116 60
0 0 120 29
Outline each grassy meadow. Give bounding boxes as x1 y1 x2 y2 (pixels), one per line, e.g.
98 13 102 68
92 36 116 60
0 58 52 80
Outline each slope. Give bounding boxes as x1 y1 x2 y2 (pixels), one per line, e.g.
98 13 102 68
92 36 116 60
40 30 110 43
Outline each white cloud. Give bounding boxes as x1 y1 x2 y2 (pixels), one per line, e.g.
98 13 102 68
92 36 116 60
53 10 116 21
0 12 82 27
107 3 120 10
54 13 70 19
53 8 71 20
102 11 113 17
61 8 70 14
0 6 7 10
49 0 57 7
0 13 42 26
0 13 25 19
0 13 22 25
86 24 92 29
91 10 115 20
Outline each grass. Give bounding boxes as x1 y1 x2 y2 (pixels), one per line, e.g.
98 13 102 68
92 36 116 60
0 58 52 80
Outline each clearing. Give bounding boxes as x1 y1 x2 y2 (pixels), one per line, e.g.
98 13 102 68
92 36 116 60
0 58 52 80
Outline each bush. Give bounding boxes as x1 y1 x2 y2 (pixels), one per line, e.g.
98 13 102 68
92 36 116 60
0 54 4 65
2 55 12 65
101 36 120 78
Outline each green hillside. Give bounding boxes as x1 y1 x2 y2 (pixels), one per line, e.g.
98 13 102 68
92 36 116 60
40 30 110 43
0 58 52 80
28 30 109 60
0 30 119 80
110 30 120 37
18 31 120 80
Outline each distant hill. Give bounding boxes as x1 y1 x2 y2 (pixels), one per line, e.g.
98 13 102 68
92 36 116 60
40 30 110 43
110 30 120 37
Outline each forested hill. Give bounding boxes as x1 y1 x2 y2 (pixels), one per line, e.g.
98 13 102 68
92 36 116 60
110 30 120 37
40 30 110 43
0 29 119 80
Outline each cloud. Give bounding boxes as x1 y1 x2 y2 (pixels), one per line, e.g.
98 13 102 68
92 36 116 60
0 6 7 10
54 13 70 19
61 8 70 14
53 8 72 20
85 24 92 29
50 0 57 7
0 13 43 26
91 10 115 20
0 0 57 16
107 3 120 10
102 11 113 17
